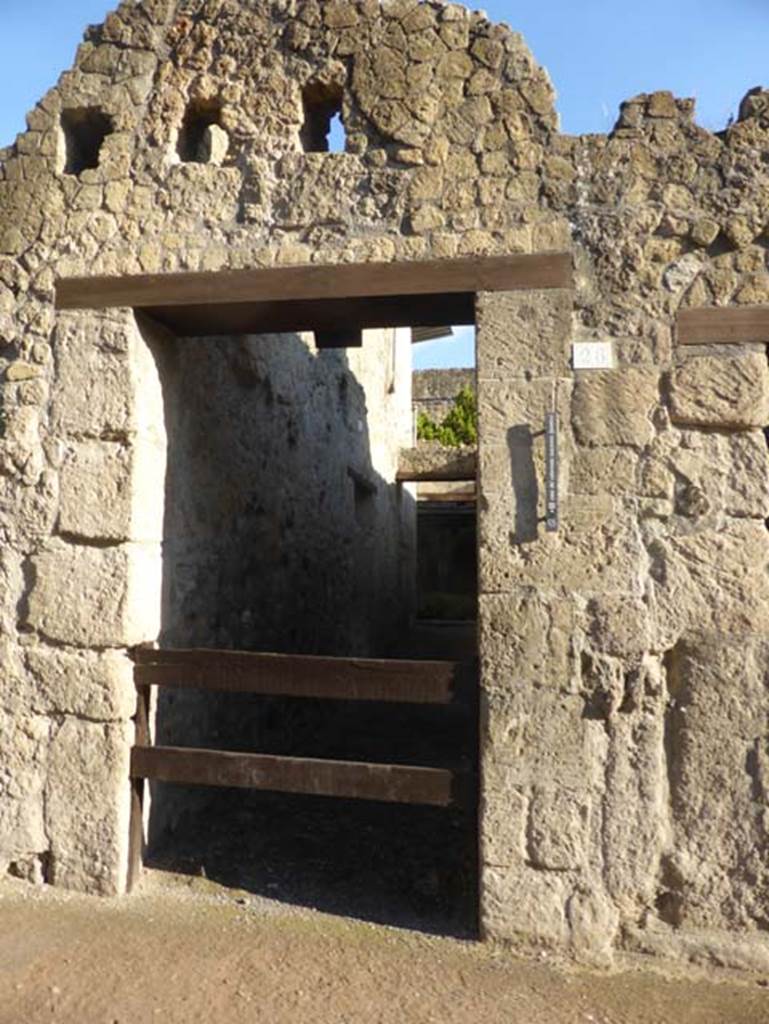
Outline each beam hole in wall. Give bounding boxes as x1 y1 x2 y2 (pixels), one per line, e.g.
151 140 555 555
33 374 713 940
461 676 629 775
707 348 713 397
301 81 345 154
58 107 113 175
176 99 228 165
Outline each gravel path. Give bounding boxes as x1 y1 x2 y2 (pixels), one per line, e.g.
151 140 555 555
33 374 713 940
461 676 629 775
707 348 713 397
1 873 767 1024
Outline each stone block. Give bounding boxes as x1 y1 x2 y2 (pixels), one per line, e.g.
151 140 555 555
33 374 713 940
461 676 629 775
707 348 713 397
567 888 620 966
481 863 568 946
480 689 607 789
476 289 572 381
45 718 132 895
570 445 638 497
479 493 646 597
59 440 132 541
640 428 769 519
528 785 590 870
601 701 669 913
479 590 577 692
478 377 573 447
648 521 769 647
24 542 162 648
50 316 134 438
0 710 48 869
670 353 769 429
584 594 652 659
572 368 660 447
58 438 166 543
480 763 527 866
659 635 769 932
25 647 135 721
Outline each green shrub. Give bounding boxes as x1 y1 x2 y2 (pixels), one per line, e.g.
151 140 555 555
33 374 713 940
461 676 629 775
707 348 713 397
416 385 477 447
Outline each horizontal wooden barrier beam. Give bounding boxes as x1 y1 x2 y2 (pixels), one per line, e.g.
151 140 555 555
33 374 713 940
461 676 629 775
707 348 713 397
131 745 455 806
56 253 573 312
133 647 461 704
677 305 769 345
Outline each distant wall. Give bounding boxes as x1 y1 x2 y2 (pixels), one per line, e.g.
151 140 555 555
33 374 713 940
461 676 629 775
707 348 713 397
414 369 476 428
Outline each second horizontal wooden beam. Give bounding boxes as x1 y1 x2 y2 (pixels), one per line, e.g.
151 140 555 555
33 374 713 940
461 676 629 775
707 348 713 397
131 745 455 806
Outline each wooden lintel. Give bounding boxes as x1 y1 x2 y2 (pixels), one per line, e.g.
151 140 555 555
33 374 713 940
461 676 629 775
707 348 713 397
130 745 455 806
677 305 769 345
56 254 573 313
133 647 459 704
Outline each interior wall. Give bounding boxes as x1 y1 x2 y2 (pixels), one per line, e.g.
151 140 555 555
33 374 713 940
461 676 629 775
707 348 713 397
139 321 416 843
155 326 413 658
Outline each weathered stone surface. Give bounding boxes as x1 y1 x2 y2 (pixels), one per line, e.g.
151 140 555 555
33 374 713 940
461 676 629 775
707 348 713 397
647 521 769 647
585 594 652 659
24 648 135 721
641 428 769 521
482 863 569 947
59 440 132 541
480 493 647 597
45 719 132 895
476 288 572 381
479 591 577 692
569 446 638 497
50 317 133 438
397 443 476 480
58 436 166 542
24 543 162 648
659 636 769 933
0 710 48 874
480 763 527 866
670 353 769 429
528 785 589 870
572 368 660 447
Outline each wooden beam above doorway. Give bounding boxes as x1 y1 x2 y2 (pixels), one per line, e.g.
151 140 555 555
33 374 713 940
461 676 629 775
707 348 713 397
54 253 573 339
677 305 769 345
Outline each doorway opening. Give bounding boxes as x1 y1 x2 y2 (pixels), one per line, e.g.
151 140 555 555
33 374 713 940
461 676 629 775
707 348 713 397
132 311 479 937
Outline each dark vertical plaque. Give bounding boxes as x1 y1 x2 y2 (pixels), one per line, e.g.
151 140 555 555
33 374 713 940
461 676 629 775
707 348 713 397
545 411 559 532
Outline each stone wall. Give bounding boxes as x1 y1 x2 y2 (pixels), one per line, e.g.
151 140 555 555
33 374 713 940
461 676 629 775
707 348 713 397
413 367 475 426
143 322 413 840
1 0 769 970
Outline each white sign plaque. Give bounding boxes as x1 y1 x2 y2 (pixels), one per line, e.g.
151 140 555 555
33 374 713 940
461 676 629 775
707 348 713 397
572 341 614 370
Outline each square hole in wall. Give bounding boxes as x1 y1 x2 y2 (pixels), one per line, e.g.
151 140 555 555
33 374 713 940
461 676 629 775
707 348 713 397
177 99 229 164
301 81 346 154
58 107 113 176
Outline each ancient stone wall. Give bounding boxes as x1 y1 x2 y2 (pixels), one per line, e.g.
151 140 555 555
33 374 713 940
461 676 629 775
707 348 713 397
1 0 769 970
413 367 475 425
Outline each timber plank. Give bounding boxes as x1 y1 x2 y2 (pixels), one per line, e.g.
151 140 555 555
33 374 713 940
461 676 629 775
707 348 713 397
130 745 455 806
677 305 769 345
55 253 573 312
133 648 459 704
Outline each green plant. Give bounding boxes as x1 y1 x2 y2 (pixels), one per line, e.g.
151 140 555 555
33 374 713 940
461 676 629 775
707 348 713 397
416 385 477 447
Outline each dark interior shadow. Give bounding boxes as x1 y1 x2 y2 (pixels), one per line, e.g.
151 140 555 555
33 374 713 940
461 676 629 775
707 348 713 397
508 425 539 544
136 320 479 938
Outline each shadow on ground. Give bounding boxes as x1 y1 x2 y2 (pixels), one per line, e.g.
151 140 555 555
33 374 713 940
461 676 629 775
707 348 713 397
146 786 478 939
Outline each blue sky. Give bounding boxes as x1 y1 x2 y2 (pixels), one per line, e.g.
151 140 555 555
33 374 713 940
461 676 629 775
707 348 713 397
1 0 765 367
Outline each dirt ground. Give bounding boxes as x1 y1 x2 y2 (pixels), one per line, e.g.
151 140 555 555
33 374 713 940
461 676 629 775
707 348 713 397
1 872 768 1024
